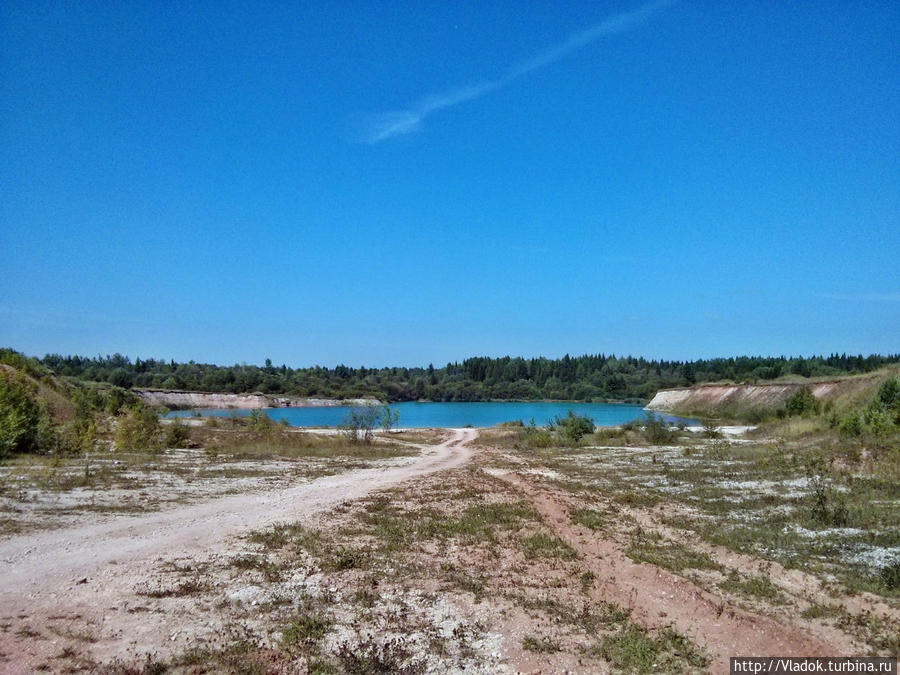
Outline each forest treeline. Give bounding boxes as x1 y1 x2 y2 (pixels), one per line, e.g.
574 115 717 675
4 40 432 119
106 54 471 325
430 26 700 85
30 351 900 403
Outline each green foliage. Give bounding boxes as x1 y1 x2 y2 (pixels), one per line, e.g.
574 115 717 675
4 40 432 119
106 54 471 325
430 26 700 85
808 477 850 527
339 405 381 443
33 349 900 404
521 635 561 653
834 377 900 437
785 387 821 417
0 369 46 457
164 418 191 448
641 413 674 444
115 405 162 451
281 612 332 649
879 559 900 591
840 412 864 437
551 410 595 443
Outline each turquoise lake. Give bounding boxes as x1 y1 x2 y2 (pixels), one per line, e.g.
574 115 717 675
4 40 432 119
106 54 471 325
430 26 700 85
167 401 695 429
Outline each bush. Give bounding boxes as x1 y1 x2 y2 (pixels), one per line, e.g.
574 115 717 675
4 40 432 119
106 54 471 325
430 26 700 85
552 410 595 444
643 413 674 444
340 405 381 443
879 559 900 591
785 387 820 417
115 405 162 451
840 412 863 437
0 370 45 457
808 478 850 527
164 418 191 448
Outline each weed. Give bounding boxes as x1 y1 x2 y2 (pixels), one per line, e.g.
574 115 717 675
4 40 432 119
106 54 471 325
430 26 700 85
613 491 660 508
336 636 424 674
595 625 708 672
229 554 284 582
879 559 900 591
247 522 318 551
282 612 332 650
570 507 608 531
801 603 840 620
627 533 722 573
595 625 658 672
329 546 369 571
522 634 561 653
520 532 577 560
137 577 208 598
579 570 596 592
719 572 784 603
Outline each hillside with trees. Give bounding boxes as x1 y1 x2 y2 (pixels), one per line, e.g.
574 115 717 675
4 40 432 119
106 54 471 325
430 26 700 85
31 350 900 404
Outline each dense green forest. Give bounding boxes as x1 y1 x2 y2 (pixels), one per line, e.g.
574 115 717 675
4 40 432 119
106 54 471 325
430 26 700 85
27 350 900 403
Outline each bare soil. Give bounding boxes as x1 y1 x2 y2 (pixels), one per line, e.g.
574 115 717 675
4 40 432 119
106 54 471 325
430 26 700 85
0 427 895 673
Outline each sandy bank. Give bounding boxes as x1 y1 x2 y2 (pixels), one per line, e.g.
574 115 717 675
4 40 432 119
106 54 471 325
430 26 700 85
135 389 380 409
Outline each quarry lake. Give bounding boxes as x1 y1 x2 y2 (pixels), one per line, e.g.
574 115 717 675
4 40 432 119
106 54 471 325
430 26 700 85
167 401 696 429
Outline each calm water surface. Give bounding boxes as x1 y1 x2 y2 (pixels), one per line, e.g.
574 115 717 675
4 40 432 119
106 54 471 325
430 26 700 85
168 401 694 429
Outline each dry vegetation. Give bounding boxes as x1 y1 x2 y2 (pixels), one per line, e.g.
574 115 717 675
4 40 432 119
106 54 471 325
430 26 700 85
1 382 898 672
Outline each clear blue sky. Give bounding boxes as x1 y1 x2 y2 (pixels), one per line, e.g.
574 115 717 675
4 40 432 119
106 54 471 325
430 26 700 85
2 1 898 367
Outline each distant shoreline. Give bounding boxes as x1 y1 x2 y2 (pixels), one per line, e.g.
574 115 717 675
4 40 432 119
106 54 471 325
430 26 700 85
136 388 646 410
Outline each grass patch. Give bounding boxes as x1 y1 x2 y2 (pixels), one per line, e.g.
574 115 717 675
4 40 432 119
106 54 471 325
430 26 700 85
570 507 609 531
801 603 841 620
520 532 577 560
595 625 708 672
522 634 561 653
137 577 208 598
719 572 785 603
229 554 284 582
282 612 333 650
336 636 424 674
627 531 722 573
613 490 660 508
246 522 320 551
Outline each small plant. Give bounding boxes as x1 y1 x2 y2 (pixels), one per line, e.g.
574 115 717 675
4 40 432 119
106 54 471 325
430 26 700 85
520 532 576 559
336 636 424 674
719 571 784 602
552 410 595 444
282 612 332 650
785 387 821 417
522 634 561 653
642 413 674 444
115 405 162 452
702 418 720 439
570 508 607 531
878 559 900 591
164 418 191 448
596 625 658 671
808 477 850 527
329 546 368 571
579 570 596 592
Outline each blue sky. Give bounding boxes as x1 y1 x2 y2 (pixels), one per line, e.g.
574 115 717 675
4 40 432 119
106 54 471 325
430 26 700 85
1 1 898 367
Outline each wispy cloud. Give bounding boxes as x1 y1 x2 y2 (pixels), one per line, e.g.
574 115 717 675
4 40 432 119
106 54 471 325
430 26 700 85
359 0 675 144
818 292 900 303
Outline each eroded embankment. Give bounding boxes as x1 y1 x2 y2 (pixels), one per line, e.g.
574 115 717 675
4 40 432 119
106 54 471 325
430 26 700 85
646 376 879 415
135 389 379 409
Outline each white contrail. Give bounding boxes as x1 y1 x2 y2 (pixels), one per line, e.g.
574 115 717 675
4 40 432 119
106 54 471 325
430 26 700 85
361 0 675 144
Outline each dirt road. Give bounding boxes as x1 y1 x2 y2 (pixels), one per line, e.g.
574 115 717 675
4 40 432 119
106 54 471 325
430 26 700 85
0 428 476 671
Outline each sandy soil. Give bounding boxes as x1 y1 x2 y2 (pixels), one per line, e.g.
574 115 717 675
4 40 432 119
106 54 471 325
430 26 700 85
0 429 475 673
0 428 893 673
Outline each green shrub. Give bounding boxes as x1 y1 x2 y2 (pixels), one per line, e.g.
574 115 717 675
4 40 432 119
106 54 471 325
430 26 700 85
164 419 191 448
879 559 900 591
785 387 821 417
115 405 162 451
642 413 674 444
0 370 46 457
808 479 850 527
552 410 595 444
840 412 863 437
